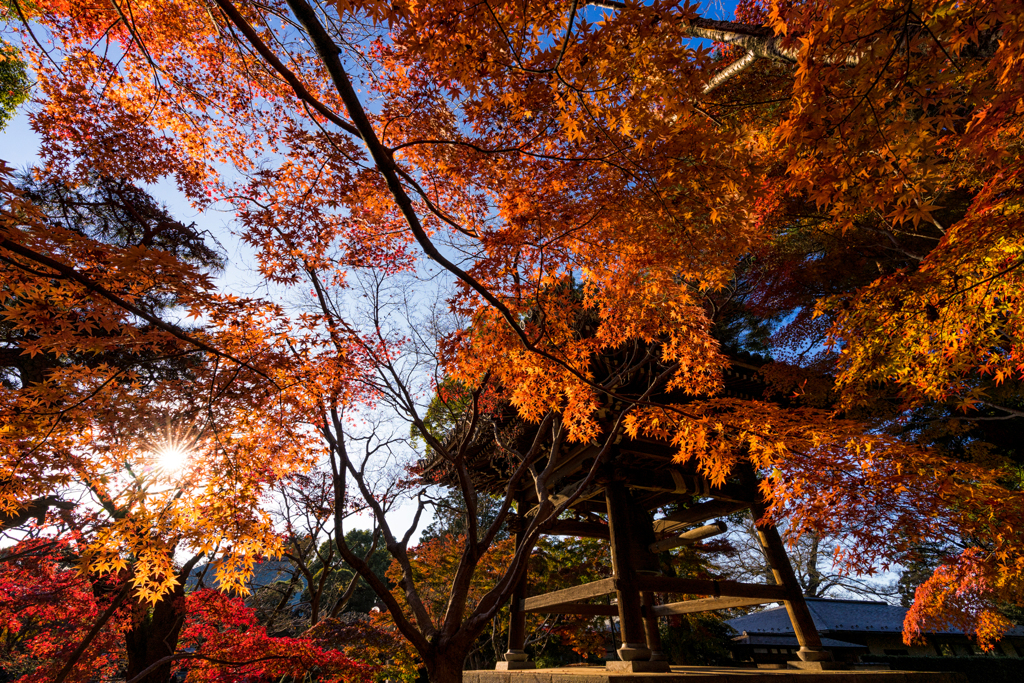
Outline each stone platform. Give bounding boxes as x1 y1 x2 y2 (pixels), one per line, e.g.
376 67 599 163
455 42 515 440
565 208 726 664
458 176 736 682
466 665 966 683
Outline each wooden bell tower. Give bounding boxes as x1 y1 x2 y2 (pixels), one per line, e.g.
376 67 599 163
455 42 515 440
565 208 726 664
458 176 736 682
492 361 833 672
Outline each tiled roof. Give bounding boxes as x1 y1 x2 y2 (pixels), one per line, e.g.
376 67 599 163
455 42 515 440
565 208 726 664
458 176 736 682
725 597 1024 637
732 632 867 649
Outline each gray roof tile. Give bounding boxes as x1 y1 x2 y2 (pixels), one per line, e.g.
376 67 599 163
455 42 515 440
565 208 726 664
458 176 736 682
732 632 868 649
725 597 1024 637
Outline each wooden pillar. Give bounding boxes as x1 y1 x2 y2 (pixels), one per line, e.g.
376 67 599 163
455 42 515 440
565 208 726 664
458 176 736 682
748 496 833 662
605 480 652 661
500 495 534 669
642 591 666 661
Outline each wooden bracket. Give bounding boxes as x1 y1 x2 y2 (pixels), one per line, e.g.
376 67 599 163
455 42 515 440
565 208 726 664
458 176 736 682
650 520 727 553
652 500 750 534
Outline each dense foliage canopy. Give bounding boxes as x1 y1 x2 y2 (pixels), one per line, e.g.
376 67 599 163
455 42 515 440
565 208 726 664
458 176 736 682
2 0 1024 679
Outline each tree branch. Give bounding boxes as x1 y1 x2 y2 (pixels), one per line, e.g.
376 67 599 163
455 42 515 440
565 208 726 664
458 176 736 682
0 236 274 383
703 51 757 94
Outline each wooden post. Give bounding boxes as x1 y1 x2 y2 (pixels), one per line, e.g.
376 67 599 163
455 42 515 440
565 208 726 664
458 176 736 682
499 494 535 669
642 591 666 661
605 480 652 662
748 496 833 663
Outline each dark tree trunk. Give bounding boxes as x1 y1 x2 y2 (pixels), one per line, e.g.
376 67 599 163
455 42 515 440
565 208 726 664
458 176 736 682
804 533 824 597
124 586 186 683
124 555 202 683
423 646 470 683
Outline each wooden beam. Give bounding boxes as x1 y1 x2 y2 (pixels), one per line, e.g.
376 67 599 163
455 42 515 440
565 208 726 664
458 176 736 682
651 596 778 616
543 520 610 539
745 477 828 655
626 470 749 502
522 602 619 616
652 500 750 534
635 575 790 601
634 490 682 512
642 591 664 658
521 578 617 612
544 444 601 491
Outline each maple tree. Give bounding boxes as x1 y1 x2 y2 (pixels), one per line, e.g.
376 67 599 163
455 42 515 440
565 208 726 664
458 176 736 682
0 165 337 682
0 533 394 683
0 160 320 593
0 539 128 683
1 0 1024 676
170 588 375 683
305 611 420 683
122 553 205 683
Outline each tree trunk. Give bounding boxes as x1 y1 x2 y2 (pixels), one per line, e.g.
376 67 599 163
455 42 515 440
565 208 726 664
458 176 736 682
124 555 202 683
124 587 186 683
804 533 824 597
423 643 470 683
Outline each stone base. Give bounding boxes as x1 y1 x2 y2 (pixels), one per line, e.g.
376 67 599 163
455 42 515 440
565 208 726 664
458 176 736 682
605 661 672 673
465 664 966 683
615 644 651 662
787 661 847 670
495 662 537 670
796 647 834 662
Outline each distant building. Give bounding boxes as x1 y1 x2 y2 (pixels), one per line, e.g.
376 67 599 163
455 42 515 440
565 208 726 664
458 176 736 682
726 597 1024 665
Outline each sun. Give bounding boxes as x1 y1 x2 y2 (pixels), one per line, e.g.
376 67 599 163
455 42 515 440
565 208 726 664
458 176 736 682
154 442 192 475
